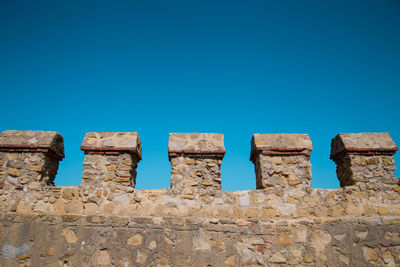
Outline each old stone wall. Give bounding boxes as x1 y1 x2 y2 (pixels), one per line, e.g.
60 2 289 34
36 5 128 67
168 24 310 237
0 131 399 266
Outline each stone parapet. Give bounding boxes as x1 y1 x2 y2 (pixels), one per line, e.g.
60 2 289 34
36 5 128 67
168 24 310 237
0 130 64 159
168 133 225 193
330 133 398 190
80 132 141 192
250 134 313 196
0 130 400 266
2 213 400 266
250 133 312 161
168 133 225 159
81 132 141 159
0 130 64 189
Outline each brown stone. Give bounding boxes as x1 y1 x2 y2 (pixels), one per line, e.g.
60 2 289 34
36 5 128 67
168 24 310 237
183 194 194 200
66 200 83 214
303 255 314 263
96 249 111 266
109 183 116 192
362 246 377 262
8 168 21 177
201 180 213 186
283 157 299 164
246 208 259 218
288 176 301 186
104 173 115 182
363 204 375 216
137 250 148 264
346 205 362 216
127 234 143 247
115 177 130 183
383 218 400 225
53 200 66 214
224 255 236 266
272 157 283 165
147 240 157 250
17 253 30 260
107 165 117 171
277 232 292 245
62 229 78 244
377 206 390 215
16 201 32 213
185 159 195 165
41 246 55 257
262 208 277 218
211 240 225 252
330 206 343 217
117 166 131 171
27 163 43 172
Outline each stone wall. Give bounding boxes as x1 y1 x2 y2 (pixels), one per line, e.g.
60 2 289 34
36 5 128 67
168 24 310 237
0 130 64 189
168 133 225 195
0 130 399 266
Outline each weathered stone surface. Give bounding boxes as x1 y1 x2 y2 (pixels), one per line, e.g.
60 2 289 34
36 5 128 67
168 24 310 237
251 133 312 160
127 233 143 247
168 133 224 191
0 131 64 188
80 132 141 191
0 130 65 158
0 130 399 266
331 132 397 158
168 133 225 155
81 132 142 159
250 134 313 195
331 133 399 189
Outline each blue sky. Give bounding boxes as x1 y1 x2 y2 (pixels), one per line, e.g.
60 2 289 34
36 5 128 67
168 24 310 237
1 0 399 190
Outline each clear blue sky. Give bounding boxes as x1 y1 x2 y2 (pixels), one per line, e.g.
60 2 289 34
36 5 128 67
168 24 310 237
1 0 399 190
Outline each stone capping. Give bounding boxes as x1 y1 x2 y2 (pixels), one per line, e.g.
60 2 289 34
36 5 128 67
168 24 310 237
168 150 225 159
80 132 142 160
330 132 398 160
0 130 64 159
250 133 312 162
168 133 225 160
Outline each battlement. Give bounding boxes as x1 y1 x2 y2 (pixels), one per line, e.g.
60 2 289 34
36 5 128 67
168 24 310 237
1 130 399 266
0 129 399 218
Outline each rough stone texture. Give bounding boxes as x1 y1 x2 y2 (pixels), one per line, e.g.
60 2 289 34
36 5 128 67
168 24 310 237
0 130 64 159
331 133 399 190
0 130 64 188
331 132 397 156
81 132 141 191
168 133 225 157
81 132 141 160
1 211 400 266
0 131 400 266
168 133 225 191
251 134 312 193
250 133 312 160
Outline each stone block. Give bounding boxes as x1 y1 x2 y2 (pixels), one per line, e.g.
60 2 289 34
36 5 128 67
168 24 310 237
81 132 141 159
168 133 225 192
80 132 141 191
330 133 398 189
250 134 312 192
0 130 64 188
330 132 397 160
168 133 225 159
251 133 312 162
0 130 64 159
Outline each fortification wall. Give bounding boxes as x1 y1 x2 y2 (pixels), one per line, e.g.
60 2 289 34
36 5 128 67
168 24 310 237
0 130 399 266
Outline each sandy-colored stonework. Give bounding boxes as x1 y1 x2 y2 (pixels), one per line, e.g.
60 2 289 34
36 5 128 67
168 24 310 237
0 131 399 266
